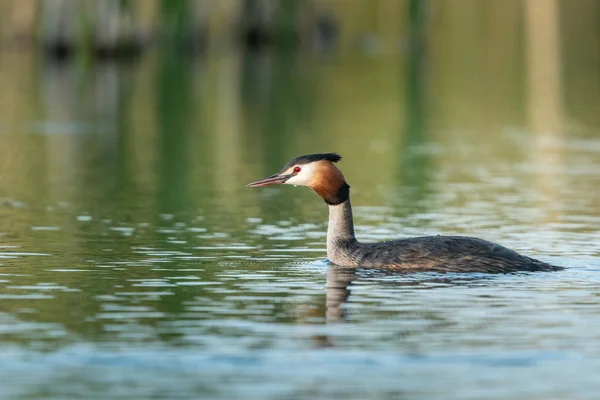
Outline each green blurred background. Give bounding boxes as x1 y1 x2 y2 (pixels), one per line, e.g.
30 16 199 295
0 0 598 219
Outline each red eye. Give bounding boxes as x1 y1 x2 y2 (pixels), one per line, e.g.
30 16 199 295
293 166 301 173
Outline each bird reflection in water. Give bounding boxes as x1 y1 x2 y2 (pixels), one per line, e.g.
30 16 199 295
305 266 505 348
325 265 358 323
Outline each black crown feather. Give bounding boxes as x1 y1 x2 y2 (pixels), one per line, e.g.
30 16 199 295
283 153 342 170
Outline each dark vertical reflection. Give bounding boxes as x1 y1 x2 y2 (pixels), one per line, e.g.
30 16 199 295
301 266 357 348
160 0 192 47
274 0 300 48
240 50 272 146
85 62 121 218
326 266 357 323
399 0 433 214
157 53 192 215
560 0 600 132
245 48 313 184
264 50 296 167
114 62 134 197
110 61 140 218
242 0 270 48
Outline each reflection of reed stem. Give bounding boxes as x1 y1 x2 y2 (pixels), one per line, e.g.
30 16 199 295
525 0 562 133
525 0 564 220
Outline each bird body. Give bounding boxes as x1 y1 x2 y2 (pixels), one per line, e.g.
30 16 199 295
248 153 561 273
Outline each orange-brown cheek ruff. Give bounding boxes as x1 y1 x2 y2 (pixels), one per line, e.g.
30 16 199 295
308 163 350 205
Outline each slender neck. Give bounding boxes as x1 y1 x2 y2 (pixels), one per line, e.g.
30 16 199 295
327 199 357 259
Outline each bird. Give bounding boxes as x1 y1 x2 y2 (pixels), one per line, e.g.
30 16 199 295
247 153 561 273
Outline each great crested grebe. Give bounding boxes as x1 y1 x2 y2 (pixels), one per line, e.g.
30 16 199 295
247 153 561 273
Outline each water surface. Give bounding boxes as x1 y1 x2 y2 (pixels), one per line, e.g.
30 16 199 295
1 31 600 399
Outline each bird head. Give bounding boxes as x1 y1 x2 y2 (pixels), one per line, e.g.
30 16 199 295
247 153 350 205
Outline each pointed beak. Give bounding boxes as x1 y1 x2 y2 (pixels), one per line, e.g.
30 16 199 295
247 173 292 187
